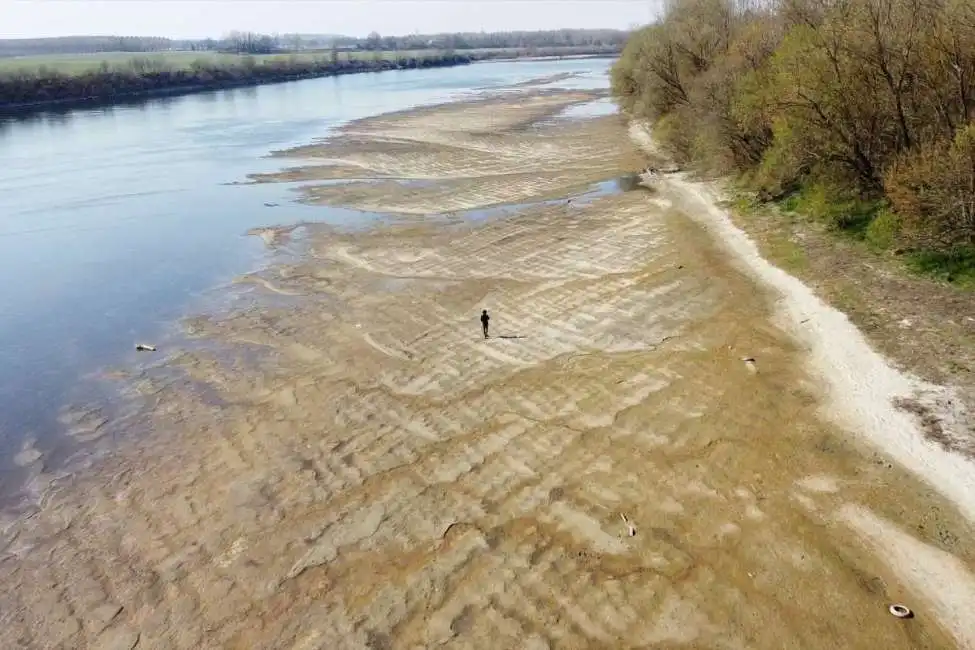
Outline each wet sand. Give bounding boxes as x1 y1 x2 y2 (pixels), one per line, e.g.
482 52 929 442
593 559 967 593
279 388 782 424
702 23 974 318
2 90 975 649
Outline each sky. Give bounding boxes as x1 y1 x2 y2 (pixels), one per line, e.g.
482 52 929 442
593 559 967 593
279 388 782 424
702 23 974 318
1 0 659 39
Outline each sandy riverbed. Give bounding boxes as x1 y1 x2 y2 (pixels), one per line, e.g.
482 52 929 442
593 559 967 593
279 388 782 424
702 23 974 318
2 89 974 649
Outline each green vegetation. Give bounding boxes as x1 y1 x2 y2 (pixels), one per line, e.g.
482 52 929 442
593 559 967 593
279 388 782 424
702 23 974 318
0 51 474 109
906 249 975 288
0 50 443 76
0 29 628 58
0 28 626 110
357 28 628 52
779 181 883 235
611 0 975 285
0 45 619 78
0 39 620 111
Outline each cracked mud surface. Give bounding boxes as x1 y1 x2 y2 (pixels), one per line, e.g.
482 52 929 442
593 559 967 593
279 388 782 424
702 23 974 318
2 90 974 649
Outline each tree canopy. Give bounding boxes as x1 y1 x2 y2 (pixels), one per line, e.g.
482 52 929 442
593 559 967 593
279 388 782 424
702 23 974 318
612 0 975 257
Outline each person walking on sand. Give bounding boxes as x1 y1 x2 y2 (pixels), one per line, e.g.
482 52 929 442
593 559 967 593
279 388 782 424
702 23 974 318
480 309 490 339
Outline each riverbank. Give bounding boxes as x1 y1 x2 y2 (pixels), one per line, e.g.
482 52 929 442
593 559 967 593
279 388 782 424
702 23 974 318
632 122 975 647
0 48 619 114
0 53 474 113
632 120 975 467
2 87 973 648
725 187 975 454
631 122 975 460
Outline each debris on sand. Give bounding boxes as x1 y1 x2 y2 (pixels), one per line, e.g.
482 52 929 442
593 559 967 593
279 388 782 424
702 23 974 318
135 344 157 352
741 357 757 373
889 604 913 619
644 164 681 175
620 513 636 537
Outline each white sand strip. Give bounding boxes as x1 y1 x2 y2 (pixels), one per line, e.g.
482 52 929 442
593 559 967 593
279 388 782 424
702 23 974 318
629 124 975 524
839 504 975 648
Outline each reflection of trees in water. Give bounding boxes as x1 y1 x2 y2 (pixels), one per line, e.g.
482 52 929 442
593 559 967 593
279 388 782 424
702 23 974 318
39 111 73 128
0 108 76 133
0 93 197 127
1 83 274 133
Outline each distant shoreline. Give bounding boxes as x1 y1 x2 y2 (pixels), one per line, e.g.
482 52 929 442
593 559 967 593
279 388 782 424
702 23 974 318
0 50 619 115
0 56 471 114
0 66 455 113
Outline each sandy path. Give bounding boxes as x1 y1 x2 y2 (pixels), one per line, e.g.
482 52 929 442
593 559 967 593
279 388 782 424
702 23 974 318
1 91 974 649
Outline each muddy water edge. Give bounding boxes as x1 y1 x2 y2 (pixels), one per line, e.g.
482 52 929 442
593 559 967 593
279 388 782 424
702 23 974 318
0 89 973 648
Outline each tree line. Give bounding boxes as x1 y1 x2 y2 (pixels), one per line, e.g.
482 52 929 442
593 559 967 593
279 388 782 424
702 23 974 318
612 0 975 272
0 36 207 57
0 52 474 109
0 29 629 58
359 28 629 51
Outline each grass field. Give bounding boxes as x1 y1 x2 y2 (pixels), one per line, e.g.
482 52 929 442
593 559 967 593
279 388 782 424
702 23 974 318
0 49 453 75
0 46 615 77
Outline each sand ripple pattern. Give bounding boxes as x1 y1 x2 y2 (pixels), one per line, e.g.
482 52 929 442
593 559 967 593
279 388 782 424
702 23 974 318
1 90 974 650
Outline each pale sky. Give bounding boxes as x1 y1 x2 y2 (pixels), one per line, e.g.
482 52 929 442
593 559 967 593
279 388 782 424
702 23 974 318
1 0 659 39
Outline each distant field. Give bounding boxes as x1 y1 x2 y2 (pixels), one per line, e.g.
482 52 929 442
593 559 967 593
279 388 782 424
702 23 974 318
0 49 447 75
0 46 616 76
0 45 617 109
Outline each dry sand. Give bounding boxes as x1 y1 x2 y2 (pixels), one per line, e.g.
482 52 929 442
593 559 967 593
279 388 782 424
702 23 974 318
1 90 974 649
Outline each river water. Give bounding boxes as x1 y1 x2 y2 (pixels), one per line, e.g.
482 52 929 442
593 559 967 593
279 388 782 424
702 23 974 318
0 57 614 494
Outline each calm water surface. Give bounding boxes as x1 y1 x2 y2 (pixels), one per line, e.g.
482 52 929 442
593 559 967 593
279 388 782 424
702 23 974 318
0 58 612 493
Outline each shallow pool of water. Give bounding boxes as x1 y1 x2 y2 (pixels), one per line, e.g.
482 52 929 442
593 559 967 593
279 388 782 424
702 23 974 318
556 97 618 119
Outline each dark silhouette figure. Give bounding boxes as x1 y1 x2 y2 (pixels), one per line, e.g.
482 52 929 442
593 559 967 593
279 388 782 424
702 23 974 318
480 309 490 339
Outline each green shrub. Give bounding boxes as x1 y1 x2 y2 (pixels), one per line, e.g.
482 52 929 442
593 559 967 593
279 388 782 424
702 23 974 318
864 208 901 251
906 247 975 286
750 119 805 199
885 123 975 253
651 112 689 163
612 0 975 283
779 179 882 235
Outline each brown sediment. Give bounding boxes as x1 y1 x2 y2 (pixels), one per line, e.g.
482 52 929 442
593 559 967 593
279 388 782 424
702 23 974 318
2 90 974 649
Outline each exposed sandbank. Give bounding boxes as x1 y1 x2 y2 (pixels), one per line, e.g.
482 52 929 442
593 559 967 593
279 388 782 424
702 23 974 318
0 89 972 649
